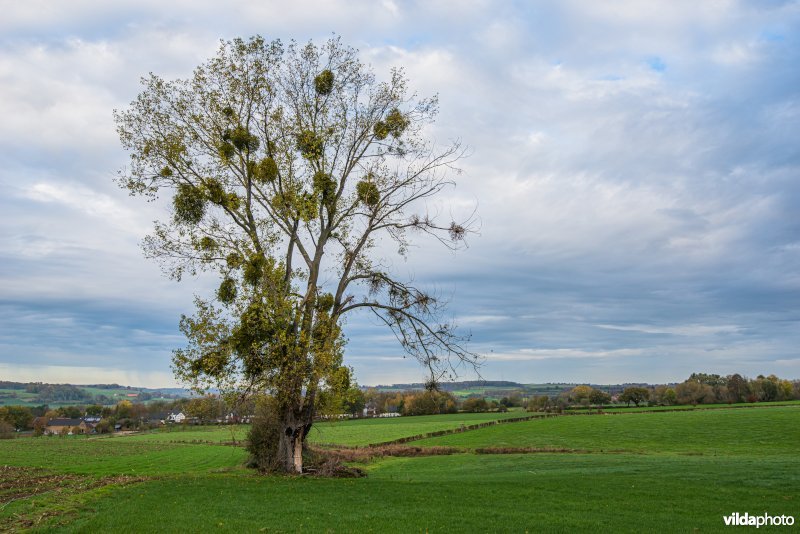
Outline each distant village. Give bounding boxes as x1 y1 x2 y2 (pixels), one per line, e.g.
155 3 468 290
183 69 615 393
42 410 225 436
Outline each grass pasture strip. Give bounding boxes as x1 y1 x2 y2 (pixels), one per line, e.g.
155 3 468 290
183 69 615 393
566 399 800 413
361 413 554 448
415 406 800 456
113 411 529 448
56 453 800 532
116 425 249 444
0 436 248 477
307 410 529 447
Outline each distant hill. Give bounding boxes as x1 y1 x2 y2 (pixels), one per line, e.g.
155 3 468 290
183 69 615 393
0 381 192 407
367 380 661 400
1 378 666 407
371 380 526 391
368 380 569 399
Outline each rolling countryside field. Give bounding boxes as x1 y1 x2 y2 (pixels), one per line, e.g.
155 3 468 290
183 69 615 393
0 384 185 408
1 405 798 532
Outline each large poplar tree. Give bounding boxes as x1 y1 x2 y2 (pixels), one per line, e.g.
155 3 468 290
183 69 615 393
115 36 477 473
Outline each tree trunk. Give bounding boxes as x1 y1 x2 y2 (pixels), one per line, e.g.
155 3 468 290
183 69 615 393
293 435 303 472
277 412 312 474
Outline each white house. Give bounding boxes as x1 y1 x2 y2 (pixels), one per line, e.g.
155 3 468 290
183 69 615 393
167 411 186 423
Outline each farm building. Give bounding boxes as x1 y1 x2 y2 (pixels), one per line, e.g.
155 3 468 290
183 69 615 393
167 411 187 423
44 418 95 435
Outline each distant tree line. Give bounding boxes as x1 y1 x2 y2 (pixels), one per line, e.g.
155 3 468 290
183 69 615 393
24 384 94 403
372 380 523 392
358 388 528 416
525 373 800 412
197 372 800 415
359 388 459 416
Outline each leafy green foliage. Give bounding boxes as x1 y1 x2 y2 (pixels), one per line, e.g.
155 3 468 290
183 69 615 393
373 108 408 140
296 129 324 160
225 252 243 269
245 397 282 472
312 171 336 205
253 156 278 183
217 277 237 304
356 180 380 207
198 236 217 251
172 184 206 225
242 254 267 286
230 301 286 378
314 69 334 95
461 397 490 412
224 125 259 152
384 108 409 138
0 406 34 430
619 386 649 407
403 391 458 416
201 178 226 204
588 388 611 405
315 292 334 313
218 141 236 162
372 121 389 140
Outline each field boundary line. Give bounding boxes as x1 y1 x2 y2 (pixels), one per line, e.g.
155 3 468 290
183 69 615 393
317 414 557 449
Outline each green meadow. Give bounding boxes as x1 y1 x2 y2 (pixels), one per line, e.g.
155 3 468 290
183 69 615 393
416 406 800 456
118 410 528 447
565 399 800 413
1 406 797 532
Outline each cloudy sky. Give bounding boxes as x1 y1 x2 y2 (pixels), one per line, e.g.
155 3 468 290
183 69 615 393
1 0 798 388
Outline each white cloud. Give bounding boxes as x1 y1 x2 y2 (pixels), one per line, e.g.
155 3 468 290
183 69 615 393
22 182 141 228
485 347 644 362
594 323 743 337
457 314 512 325
1 0 798 386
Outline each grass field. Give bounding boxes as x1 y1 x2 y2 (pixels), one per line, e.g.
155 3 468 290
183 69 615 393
565 399 800 413
119 410 529 447
49 454 800 532
416 406 800 456
0 435 247 476
1 406 798 531
308 410 529 446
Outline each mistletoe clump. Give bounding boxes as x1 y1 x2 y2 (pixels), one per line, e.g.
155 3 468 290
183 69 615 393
314 69 334 95
356 180 380 207
373 108 409 140
172 183 206 225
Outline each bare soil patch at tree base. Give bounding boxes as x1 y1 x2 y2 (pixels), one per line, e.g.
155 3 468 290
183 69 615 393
309 444 462 463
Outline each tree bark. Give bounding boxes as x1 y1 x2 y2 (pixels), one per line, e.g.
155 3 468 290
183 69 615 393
277 411 312 473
